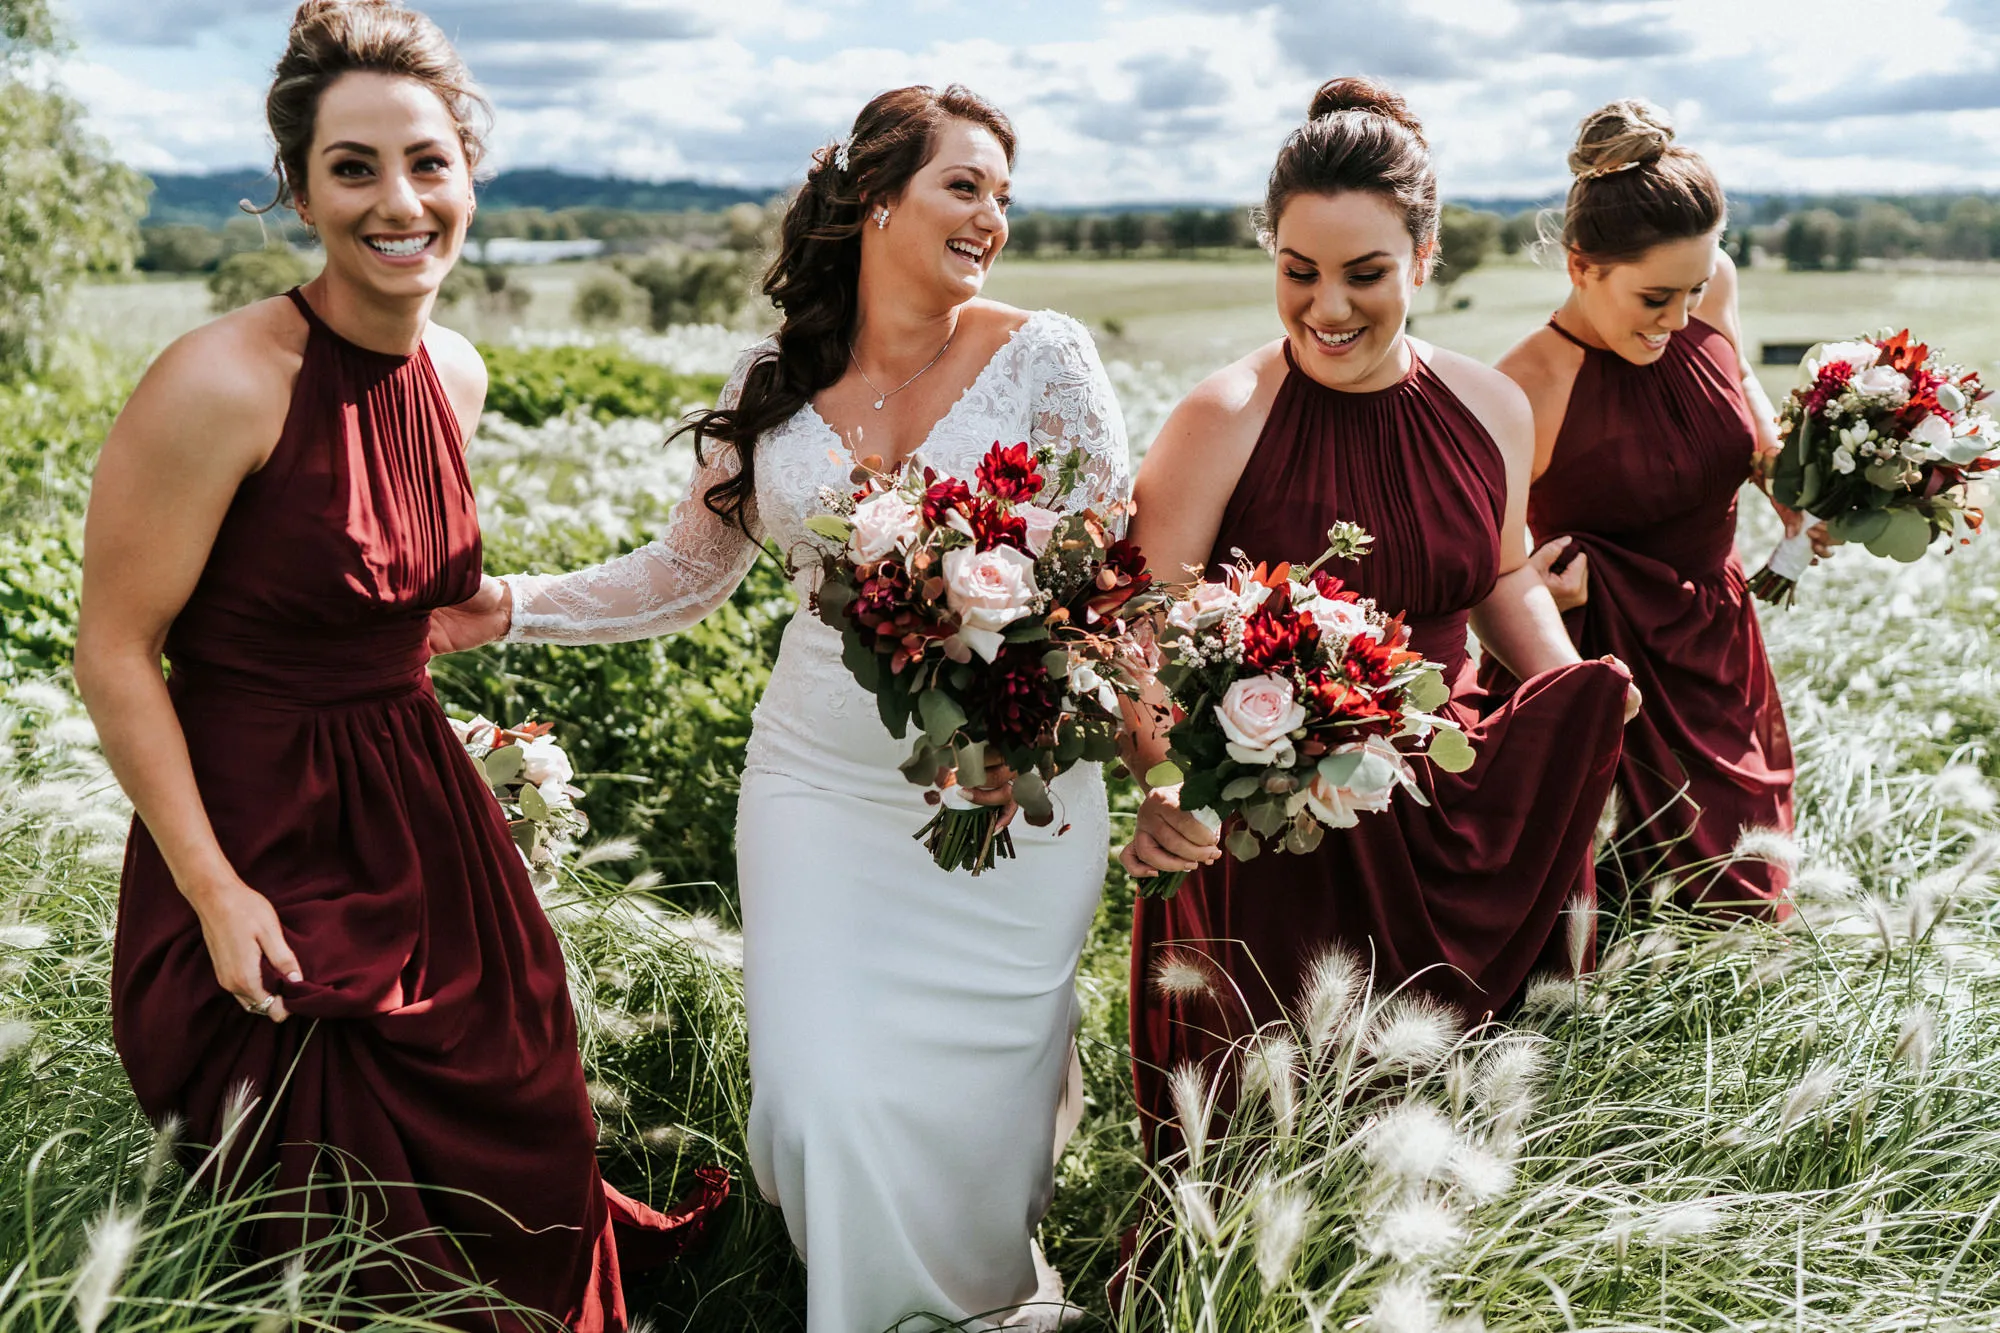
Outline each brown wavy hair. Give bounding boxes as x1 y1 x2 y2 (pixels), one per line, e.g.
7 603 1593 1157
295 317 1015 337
674 84 1017 531
1562 99 1724 266
259 0 491 217
1262 76 1438 254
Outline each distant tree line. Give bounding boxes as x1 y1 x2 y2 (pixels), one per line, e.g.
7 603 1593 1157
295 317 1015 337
1760 197 2000 271
1005 208 1255 257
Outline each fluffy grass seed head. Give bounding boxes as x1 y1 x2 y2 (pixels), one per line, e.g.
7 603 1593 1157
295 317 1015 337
1369 1273 1443 1333
1779 1061 1840 1135
1174 1176 1221 1246
1297 944 1367 1055
72 1207 141 1333
0 1020 33 1062
1168 1062 1212 1169
1366 1100 1459 1189
1644 1201 1726 1246
1365 1193 1466 1264
574 836 643 868
1565 894 1594 976
1894 1003 1936 1077
1731 824 1801 872
1252 1180 1313 1291
0 922 52 950
1474 1034 1548 1116
1152 950 1218 1001
1243 1034 1300 1136
1446 1140 1516 1205
1364 993 1458 1074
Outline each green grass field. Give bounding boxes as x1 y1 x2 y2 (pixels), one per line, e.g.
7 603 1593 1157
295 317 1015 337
77 255 2000 411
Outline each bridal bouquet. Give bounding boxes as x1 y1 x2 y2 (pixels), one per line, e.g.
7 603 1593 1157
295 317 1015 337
805 441 1156 875
1137 524 1473 900
1750 328 1996 606
453 716 588 890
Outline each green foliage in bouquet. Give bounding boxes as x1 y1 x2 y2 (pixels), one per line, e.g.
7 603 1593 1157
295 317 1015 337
477 343 724 427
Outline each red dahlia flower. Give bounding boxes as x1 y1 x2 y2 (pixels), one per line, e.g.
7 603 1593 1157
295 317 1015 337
974 441 1044 503
1240 589 1320 672
985 643 1063 749
966 498 1029 552
922 477 973 525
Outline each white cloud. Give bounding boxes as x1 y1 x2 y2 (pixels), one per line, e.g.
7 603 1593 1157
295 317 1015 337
53 0 2000 201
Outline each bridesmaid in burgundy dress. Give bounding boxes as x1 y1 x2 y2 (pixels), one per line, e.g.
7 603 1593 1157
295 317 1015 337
75 6 718 1328
1479 101 1808 918
1119 77 1634 1157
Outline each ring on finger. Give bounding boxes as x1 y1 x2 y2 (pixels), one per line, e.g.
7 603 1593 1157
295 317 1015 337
241 994 277 1017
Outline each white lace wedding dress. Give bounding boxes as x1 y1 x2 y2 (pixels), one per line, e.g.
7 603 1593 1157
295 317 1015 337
500 309 1128 1333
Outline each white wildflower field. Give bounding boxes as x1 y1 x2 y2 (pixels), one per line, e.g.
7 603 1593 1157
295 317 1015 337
3 316 1999 1331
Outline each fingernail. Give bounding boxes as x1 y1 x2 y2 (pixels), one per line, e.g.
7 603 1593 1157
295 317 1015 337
287 971 303 982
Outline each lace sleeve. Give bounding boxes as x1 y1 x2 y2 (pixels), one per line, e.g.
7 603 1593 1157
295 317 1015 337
1026 314 1132 530
502 345 770 645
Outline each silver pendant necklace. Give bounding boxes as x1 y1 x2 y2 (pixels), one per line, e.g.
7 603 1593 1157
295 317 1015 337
849 334 954 410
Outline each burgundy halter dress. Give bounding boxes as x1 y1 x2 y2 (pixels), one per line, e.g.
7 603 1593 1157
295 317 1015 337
1130 344 1629 1155
1480 317 1794 916
110 289 722 1331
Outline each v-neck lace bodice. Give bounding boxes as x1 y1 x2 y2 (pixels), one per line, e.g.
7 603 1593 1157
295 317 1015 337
504 308 1128 640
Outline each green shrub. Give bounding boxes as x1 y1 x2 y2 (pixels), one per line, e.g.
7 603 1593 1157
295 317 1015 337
136 223 224 273
574 272 638 327
207 245 312 312
477 343 723 426
625 253 752 330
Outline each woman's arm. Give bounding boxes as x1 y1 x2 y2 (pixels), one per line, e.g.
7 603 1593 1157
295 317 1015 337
75 320 305 1021
1115 356 1272 878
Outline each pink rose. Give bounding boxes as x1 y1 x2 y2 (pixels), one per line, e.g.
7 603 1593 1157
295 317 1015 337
1015 503 1061 556
848 491 922 562
943 543 1039 662
1168 578 1267 632
1214 674 1306 765
1297 737 1413 828
1299 594 1374 644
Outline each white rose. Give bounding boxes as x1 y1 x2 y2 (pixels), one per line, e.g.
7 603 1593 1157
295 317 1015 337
1214 674 1307 765
1013 503 1061 556
1905 412 1956 460
1168 578 1267 633
451 715 500 752
943 544 1040 662
1937 382 1967 415
847 491 922 562
1304 596 1376 644
1851 366 1911 402
1809 340 1882 379
518 735 574 788
1300 737 1412 829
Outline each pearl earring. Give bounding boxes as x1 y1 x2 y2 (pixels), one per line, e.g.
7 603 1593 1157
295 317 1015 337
874 207 890 230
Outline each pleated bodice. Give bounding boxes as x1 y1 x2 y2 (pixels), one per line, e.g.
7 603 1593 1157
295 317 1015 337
1212 342 1505 684
1530 316 1757 581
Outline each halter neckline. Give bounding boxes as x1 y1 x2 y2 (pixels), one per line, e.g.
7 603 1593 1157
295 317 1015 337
284 287 420 363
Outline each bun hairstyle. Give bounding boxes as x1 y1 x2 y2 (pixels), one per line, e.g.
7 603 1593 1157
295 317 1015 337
259 0 491 216
1562 99 1724 266
677 84 1016 532
1262 76 1439 254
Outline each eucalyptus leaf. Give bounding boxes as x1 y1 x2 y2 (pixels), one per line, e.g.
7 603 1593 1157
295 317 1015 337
1405 668 1449 714
518 781 550 820
1864 459 1907 491
804 514 854 543
1316 750 1364 789
1042 649 1071 680
899 742 942 785
1829 509 1890 544
954 739 987 783
1221 775 1263 802
841 631 881 692
1014 769 1054 826
1225 828 1263 862
483 745 525 786
1145 761 1185 788
1244 800 1287 838
1426 726 1475 774
918 689 969 745
1864 506 1933 563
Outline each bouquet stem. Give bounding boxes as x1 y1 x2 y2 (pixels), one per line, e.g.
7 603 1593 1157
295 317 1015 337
917 804 1016 876
1138 869 1190 900
1750 512 1822 607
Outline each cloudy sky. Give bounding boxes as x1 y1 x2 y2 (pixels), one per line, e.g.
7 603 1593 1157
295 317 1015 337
57 0 2000 206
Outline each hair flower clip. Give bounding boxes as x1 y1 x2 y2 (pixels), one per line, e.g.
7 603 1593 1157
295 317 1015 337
833 137 852 173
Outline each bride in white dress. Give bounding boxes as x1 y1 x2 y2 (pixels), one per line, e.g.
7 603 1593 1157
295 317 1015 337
438 85 1126 1331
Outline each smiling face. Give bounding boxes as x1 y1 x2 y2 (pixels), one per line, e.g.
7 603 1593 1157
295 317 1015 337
1566 232 1722 365
1272 191 1427 393
867 117 1012 309
294 70 472 305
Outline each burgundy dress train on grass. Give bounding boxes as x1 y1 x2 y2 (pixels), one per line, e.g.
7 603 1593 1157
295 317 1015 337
1479 317 1794 916
1130 344 1629 1154
110 289 723 1331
